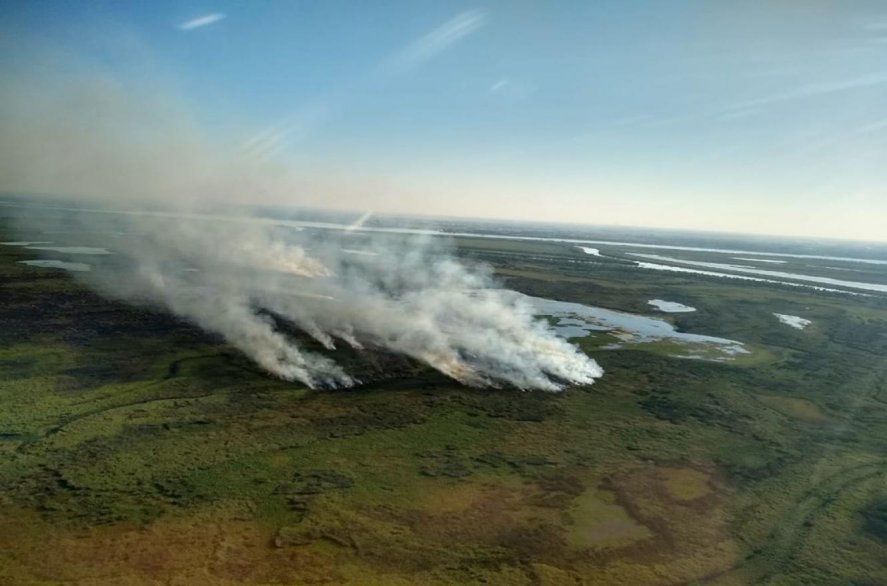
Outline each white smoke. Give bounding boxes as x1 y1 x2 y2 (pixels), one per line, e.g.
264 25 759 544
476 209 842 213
1 52 603 391
66 211 603 390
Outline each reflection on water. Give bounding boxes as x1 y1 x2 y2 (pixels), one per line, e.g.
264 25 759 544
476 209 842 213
521 293 747 360
25 245 110 255
734 257 786 264
19 259 91 272
634 260 860 295
774 313 811 330
631 253 887 294
648 299 696 313
577 246 601 256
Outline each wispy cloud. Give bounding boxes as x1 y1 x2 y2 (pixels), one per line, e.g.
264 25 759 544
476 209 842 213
490 78 509 93
724 72 887 114
862 21 887 31
242 9 488 160
241 102 331 161
488 77 535 100
855 117 887 134
792 116 887 156
178 13 226 31
379 9 487 76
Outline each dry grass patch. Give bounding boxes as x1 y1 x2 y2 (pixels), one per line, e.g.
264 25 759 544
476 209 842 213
658 466 713 502
758 395 827 423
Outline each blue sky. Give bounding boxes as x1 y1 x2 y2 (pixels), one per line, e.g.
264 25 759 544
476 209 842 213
2 1 887 240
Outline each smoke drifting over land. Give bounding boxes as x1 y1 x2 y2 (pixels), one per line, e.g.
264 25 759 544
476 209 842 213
1 63 602 391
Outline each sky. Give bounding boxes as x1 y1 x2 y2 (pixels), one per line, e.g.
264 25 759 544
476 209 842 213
1 1 886 241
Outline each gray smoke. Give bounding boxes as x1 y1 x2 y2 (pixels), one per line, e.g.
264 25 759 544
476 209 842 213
1 60 603 391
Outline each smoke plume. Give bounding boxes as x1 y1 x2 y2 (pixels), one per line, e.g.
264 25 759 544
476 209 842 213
1 57 603 391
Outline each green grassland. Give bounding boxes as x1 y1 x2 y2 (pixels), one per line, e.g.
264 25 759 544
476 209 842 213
1 225 886 584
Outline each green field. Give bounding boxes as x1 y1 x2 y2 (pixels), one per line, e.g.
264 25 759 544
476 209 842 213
1 223 886 585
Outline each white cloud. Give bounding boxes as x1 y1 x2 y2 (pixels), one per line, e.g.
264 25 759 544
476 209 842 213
241 101 331 161
488 76 535 100
241 10 488 159
178 13 226 31
862 21 887 31
490 78 509 93
725 72 887 113
380 9 487 76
